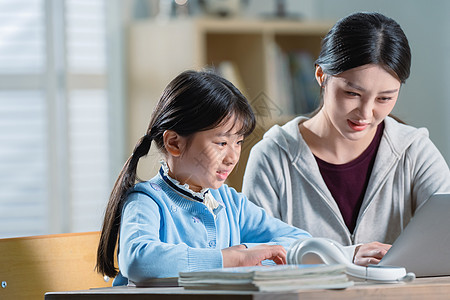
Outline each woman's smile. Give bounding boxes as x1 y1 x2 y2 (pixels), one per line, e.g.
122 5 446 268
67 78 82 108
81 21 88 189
347 119 370 132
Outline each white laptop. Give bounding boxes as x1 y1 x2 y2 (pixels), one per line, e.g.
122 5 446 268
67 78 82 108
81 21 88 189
378 193 450 277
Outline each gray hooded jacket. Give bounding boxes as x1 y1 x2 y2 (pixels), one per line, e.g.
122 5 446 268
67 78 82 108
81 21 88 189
242 116 450 246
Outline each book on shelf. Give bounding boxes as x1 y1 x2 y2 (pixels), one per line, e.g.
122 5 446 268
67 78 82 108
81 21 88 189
267 44 320 116
216 61 247 98
178 264 353 292
267 42 295 115
288 51 319 114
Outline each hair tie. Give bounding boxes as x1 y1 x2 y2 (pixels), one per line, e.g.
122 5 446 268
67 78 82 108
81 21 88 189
132 134 152 160
140 134 152 150
148 127 159 140
143 134 152 142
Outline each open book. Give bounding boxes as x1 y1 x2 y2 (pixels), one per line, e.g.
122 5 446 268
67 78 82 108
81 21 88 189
178 264 353 291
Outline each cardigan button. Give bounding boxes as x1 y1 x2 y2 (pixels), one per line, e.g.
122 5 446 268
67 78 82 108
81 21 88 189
208 240 216 248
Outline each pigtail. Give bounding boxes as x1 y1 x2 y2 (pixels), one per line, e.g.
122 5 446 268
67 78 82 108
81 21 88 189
96 133 153 278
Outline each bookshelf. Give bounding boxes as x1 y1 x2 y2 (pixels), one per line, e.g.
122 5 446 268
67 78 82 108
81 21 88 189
127 17 332 191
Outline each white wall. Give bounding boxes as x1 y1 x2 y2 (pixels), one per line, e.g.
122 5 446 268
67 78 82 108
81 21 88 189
248 0 450 164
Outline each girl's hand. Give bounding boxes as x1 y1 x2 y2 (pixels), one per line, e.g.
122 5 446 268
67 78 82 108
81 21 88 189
222 244 287 267
353 241 391 266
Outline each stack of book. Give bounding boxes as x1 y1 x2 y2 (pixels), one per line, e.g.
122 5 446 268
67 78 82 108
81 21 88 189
178 264 353 292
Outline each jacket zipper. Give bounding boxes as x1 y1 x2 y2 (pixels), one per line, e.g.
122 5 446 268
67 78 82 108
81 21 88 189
351 157 398 242
296 165 352 244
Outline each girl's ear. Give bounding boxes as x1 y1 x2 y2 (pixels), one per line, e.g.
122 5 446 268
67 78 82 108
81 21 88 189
315 65 326 87
163 130 184 157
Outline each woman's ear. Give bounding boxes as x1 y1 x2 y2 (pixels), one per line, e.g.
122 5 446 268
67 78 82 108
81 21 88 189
163 130 184 157
315 65 326 87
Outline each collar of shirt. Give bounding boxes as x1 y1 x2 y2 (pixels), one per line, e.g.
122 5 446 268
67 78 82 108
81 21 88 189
159 160 220 217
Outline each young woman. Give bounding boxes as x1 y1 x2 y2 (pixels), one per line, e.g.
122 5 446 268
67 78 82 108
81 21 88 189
242 12 450 266
96 70 312 286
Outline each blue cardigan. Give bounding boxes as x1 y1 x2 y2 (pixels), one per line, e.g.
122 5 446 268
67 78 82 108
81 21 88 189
114 169 311 285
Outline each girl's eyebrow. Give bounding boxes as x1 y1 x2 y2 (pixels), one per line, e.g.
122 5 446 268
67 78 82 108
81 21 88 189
215 131 244 138
216 132 230 137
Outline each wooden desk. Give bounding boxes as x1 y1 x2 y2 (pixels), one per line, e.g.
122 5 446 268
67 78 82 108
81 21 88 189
45 276 450 300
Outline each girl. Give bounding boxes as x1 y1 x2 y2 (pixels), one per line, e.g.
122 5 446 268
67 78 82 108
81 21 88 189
96 70 311 286
243 12 450 266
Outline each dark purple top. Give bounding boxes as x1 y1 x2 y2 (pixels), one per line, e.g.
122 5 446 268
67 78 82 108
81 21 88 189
314 122 384 233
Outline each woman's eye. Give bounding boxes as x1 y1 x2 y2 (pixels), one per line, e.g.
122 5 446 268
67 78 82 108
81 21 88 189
237 140 244 146
379 97 392 102
345 91 359 97
216 142 227 147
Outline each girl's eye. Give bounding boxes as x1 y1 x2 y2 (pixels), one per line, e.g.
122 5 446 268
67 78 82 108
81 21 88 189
237 140 244 146
378 97 392 102
216 142 227 147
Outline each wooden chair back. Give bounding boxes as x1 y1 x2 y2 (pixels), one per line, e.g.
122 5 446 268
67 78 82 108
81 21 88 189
0 231 112 299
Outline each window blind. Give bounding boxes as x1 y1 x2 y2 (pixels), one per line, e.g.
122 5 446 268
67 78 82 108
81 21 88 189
0 91 48 237
0 0 116 238
66 0 110 232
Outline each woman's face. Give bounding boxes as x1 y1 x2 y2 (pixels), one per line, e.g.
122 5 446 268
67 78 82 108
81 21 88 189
319 64 401 141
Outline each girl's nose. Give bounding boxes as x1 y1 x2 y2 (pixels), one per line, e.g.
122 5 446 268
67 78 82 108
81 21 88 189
223 146 239 166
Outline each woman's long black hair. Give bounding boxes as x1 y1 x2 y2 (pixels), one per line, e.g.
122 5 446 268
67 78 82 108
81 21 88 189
317 12 411 81
96 70 256 278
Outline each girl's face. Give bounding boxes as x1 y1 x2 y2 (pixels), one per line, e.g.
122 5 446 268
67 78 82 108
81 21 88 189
319 64 401 141
168 116 244 192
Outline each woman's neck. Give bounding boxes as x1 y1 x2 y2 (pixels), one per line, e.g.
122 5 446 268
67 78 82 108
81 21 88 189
300 112 377 164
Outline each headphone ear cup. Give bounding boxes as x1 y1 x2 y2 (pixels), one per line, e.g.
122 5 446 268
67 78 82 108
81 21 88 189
301 252 326 264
